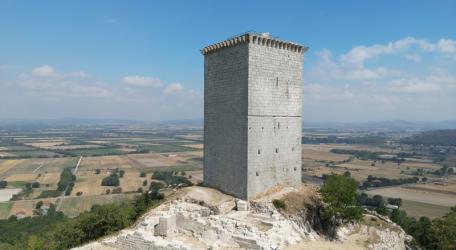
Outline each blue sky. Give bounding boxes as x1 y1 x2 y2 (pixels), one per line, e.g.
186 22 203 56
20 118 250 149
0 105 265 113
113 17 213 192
1 0 455 122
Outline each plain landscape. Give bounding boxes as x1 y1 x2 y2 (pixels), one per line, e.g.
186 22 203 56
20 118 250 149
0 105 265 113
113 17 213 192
0 120 455 220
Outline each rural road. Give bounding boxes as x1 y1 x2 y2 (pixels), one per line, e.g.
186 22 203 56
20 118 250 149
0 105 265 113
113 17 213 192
32 162 44 173
56 156 83 211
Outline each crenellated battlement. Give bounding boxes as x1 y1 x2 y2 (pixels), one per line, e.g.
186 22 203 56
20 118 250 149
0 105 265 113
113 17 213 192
201 32 309 55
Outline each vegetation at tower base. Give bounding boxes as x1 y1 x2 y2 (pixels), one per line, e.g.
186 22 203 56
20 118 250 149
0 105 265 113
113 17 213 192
320 173 363 222
0 191 164 249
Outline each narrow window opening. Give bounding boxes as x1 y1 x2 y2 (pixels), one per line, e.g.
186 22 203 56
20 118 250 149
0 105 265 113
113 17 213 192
258 149 261 155
278 122 280 129
294 167 297 171
275 148 279 153
256 171 259 176
276 77 279 87
292 147 295 151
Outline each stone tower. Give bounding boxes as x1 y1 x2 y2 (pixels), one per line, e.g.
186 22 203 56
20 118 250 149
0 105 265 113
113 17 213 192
201 32 307 199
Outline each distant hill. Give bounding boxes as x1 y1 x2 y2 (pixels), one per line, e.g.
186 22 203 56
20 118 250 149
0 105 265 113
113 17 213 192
0 118 203 129
400 129 456 146
1 118 455 131
303 120 456 130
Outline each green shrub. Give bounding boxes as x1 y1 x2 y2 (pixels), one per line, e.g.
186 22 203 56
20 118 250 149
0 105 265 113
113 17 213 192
101 174 120 187
37 190 62 198
272 199 286 210
149 182 164 192
151 171 192 186
320 173 362 221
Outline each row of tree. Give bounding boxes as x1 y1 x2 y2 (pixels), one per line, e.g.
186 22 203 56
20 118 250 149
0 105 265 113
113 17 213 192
360 175 419 189
0 190 164 249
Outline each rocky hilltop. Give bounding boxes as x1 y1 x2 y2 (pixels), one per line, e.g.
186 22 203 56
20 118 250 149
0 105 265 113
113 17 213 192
74 185 409 250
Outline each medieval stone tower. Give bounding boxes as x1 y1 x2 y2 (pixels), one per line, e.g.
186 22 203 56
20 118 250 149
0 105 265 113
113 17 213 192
201 32 307 199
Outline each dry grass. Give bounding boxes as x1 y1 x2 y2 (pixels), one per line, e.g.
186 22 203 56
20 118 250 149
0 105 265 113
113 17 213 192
0 160 24 176
366 185 456 207
182 144 204 149
5 173 39 182
24 141 65 148
280 185 320 214
72 173 109 196
78 155 134 170
119 171 147 193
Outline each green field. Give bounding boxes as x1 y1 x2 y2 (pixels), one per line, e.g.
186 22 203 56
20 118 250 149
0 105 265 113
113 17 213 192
138 144 197 153
64 148 125 156
138 164 201 173
7 181 26 188
59 193 138 217
0 202 13 219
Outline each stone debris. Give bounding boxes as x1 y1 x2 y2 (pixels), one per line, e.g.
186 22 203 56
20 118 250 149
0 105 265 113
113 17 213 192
74 186 408 250
84 187 318 250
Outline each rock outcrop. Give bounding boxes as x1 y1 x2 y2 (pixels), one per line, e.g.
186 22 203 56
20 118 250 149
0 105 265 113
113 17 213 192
74 185 409 250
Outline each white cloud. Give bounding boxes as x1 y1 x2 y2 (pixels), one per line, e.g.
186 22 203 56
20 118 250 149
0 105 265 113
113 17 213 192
437 38 456 54
309 49 399 81
31 65 58 77
68 71 89 78
403 53 421 62
1 65 203 120
122 76 162 87
15 66 113 99
387 79 441 94
339 37 456 68
163 82 184 95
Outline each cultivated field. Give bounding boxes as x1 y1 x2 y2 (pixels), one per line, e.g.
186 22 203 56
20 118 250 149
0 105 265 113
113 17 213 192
0 127 203 219
301 137 456 219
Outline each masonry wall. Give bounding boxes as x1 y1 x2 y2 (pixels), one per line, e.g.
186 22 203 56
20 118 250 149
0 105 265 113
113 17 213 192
204 43 249 199
203 37 304 199
247 42 303 198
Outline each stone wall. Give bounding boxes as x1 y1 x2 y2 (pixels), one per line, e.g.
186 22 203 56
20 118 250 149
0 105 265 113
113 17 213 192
203 33 305 199
247 42 303 197
203 42 249 199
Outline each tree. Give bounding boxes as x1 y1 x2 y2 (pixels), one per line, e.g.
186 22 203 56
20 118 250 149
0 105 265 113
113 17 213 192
119 170 125 178
0 180 7 189
320 173 362 221
101 174 119 186
35 201 43 209
139 171 146 178
27 235 45 250
388 198 402 207
428 207 456 250
142 180 147 187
